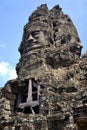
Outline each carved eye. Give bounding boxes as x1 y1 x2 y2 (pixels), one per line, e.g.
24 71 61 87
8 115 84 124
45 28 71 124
31 31 39 38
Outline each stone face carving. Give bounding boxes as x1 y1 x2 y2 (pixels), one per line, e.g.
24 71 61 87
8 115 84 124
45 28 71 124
16 4 82 80
0 4 87 130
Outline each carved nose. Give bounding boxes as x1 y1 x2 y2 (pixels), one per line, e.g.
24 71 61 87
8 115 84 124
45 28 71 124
28 34 35 42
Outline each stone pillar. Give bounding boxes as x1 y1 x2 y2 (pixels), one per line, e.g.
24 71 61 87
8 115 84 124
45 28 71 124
27 79 32 102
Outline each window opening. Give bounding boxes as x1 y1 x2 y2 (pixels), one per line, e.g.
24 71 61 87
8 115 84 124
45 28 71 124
16 79 40 114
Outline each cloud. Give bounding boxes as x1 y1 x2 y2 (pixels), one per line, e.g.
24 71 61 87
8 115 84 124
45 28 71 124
8 68 17 79
0 62 9 75
0 61 17 87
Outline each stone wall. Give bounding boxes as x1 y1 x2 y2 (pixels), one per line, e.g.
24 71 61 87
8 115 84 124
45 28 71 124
0 4 87 130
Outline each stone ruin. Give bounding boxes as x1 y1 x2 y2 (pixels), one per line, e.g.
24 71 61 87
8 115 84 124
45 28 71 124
0 4 87 130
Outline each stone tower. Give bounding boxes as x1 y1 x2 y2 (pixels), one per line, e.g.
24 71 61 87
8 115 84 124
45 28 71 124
0 4 87 130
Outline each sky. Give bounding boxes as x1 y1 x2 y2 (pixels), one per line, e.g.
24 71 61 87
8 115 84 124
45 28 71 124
0 0 87 87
